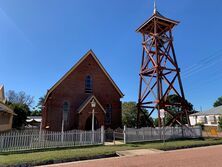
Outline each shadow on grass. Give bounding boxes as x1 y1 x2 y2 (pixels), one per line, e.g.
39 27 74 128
1 138 222 167
126 137 205 145
0 137 220 156
0 144 104 155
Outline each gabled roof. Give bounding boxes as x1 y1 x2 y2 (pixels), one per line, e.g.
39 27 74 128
191 105 222 116
190 112 205 116
77 95 106 114
0 85 5 103
45 50 124 101
0 101 16 115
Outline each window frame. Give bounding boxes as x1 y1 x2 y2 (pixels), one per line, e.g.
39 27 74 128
105 104 112 125
85 75 93 93
63 101 69 122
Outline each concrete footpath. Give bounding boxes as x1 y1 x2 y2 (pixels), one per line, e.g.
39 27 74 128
116 149 163 156
39 145 222 167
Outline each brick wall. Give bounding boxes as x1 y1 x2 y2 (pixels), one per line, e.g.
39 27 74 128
42 53 122 131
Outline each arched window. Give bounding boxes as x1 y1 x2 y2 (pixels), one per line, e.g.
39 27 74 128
85 75 93 93
105 104 112 124
63 101 69 122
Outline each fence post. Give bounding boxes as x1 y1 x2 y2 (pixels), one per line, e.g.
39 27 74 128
101 126 104 144
172 127 175 140
198 126 202 138
181 126 184 138
80 131 83 145
0 135 3 152
123 125 126 144
143 128 145 141
39 121 42 142
113 131 116 145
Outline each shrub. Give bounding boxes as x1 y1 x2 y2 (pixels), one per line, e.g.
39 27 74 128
218 117 222 129
195 123 204 130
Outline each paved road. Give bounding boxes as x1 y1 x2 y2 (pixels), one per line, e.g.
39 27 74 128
42 145 222 167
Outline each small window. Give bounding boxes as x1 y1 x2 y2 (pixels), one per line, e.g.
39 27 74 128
63 102 69 122
105 104 112 124
85 75 93 93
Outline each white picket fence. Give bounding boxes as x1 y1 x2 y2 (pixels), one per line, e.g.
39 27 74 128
0 126 202 152
0 128 104 152
124 126 202 143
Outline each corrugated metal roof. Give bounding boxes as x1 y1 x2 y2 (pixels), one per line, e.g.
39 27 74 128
0 102 16 115
27 116 42 123
190 105 222 116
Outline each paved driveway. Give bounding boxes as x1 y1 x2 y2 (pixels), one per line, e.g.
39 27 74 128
41 145 222 167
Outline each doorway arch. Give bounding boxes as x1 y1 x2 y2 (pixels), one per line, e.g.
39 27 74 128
85 115 100 131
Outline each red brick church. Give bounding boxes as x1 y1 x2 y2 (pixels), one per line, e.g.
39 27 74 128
42 50 124 131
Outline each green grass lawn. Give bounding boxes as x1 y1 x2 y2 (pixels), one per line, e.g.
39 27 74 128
1 138 222 166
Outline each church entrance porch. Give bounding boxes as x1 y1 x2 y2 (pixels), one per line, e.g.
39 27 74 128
77 96 106 130
85 115 100 131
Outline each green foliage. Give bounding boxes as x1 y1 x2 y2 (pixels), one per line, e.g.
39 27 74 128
30 110 42 116
195 123 204 130
8 103 30 129
122 101 149 128
166 95 193 111
122 102 137 128
153 118 159 127
165 94 193 125
30 95 45 116
35 95 45 112
213 97 222 107
1 139 222 166
218 117 222 129
5 90 35 129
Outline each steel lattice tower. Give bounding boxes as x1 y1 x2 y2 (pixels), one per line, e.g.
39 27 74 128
137 4 190 127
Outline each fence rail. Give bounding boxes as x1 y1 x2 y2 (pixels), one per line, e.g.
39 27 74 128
0 126 202 152
125 126 202 143
0 128 104 152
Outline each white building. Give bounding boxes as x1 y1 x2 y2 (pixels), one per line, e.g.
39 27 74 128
26 116 42 128
189 106 222 127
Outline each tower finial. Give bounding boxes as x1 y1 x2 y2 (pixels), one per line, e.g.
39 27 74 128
153 0 157 14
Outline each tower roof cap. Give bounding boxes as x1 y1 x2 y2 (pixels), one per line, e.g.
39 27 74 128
136 6 179 34
153 0 157 14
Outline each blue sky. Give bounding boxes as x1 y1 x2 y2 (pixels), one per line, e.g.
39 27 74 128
0 0 222 111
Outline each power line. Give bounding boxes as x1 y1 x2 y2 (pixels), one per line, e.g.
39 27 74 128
181 49 222 78
183 49 222 73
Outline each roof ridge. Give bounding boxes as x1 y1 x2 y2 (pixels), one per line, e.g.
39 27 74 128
0 101 16 115
77 95 106 114
45 50 124 102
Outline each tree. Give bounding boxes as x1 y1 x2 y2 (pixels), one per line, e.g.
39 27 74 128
6 90 34 129
36 95 45 112
153 118 159 127
213 97 222 107
31 95 45 116
6 90 34 108
9 103 30 129
165 94 193 125
218 117 222 129
122 102 150 128
30 110 42 116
